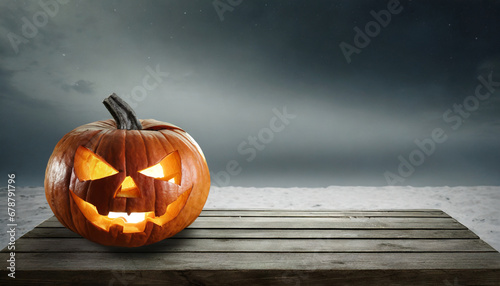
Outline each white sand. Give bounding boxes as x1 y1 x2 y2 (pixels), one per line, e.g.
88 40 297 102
1 186 499 251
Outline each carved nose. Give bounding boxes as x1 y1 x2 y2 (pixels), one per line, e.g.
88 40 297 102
115 176 140 198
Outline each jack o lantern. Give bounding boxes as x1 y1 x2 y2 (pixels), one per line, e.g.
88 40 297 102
44 94 210 247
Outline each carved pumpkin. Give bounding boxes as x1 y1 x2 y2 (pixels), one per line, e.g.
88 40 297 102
44 94 210 247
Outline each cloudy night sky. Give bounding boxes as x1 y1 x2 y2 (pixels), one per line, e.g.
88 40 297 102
1 0 499 187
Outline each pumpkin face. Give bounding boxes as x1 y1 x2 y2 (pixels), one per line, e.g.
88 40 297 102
44 94 210 247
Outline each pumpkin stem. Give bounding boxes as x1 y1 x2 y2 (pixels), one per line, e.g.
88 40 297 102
103 93 143 130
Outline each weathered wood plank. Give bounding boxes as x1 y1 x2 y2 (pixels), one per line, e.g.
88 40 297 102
199 210 450 218
2 252 500 271
36 219 62 228
22 227 479 239
173 228 478 239
190 217 466 229
21 228 82 238
201 209 446 212
37 216 466 229
11 237 495 253
2 269 500 286
40 210 451 224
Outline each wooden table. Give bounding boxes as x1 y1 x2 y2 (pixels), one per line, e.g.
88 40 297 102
2 209 500 285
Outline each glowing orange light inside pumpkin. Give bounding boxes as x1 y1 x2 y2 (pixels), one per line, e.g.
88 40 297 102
139 164 164 178
139 151 182 184
115 176 141 198
108 212 148 223
71 146 190 233
74 146 118 181
70 186 192 233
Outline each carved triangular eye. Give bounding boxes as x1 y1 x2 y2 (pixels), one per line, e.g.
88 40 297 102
74 146 119 181
139 151 181 185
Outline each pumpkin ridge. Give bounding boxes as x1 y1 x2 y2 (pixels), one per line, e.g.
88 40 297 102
86 129 126 215
138 132 161 216
85 127 112 154
123 130 148 215
140 119 184 132
123 130 129 214
146 131 173 215
151 131 181 215
151 130 175 165
138 131 156 217
160 129 203 176
156 130 188 200
140 132 157 230
80 119 116 130
45 132 75 230
56 128 103 232
71 128 110 232
79 128 111 202
141 132 167 215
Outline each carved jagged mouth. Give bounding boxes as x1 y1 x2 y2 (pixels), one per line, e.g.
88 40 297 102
69 186 192 233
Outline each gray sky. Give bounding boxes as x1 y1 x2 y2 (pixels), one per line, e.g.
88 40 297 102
1 0 500 187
